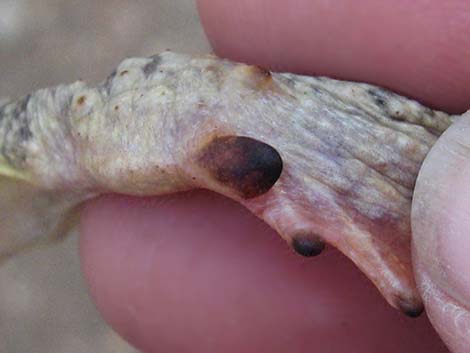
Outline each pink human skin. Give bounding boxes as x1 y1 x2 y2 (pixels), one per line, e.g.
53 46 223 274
80 1 470 352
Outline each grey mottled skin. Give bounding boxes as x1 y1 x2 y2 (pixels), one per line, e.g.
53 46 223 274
0 51 458 315
0 94 32 168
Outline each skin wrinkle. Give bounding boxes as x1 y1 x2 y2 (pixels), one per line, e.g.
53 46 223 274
297 117 416 202
293 76 443 158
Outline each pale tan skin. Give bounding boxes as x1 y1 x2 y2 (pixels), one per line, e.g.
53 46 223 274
0 51 458 315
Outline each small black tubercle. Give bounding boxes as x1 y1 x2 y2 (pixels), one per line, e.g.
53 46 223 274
292 236 325 257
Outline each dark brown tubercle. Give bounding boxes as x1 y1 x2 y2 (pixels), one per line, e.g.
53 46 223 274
397 297 425 318
198 136 283 199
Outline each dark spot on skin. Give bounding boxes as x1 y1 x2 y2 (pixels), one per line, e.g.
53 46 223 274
292 235 325 257
114 105 119 111
0 103 7 122
367 88 419 125
77 96 86 106
13 94 33 143
60 93 73 118
255 66 271 77
17 94 30 113
367 90 441 135
396 297 424 318
143 55 162 78
18 126 32 140
8 94 31 124
198 136 283 199
104 69 117 95
368 88 387 107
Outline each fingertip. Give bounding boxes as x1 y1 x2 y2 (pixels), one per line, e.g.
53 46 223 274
412 112 470 352
412 113 470 302
80 192 446 353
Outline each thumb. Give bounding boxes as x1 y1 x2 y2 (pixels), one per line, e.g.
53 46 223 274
412 111 470 353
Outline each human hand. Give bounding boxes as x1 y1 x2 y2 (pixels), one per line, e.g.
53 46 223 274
80 1 470 352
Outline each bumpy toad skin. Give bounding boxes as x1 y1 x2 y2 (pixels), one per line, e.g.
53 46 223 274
0 51 457 316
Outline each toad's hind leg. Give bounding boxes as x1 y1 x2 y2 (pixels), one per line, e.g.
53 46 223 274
243 186 424 317
190 134 423 316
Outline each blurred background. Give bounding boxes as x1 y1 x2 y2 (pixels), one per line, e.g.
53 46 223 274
0 1 210 352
